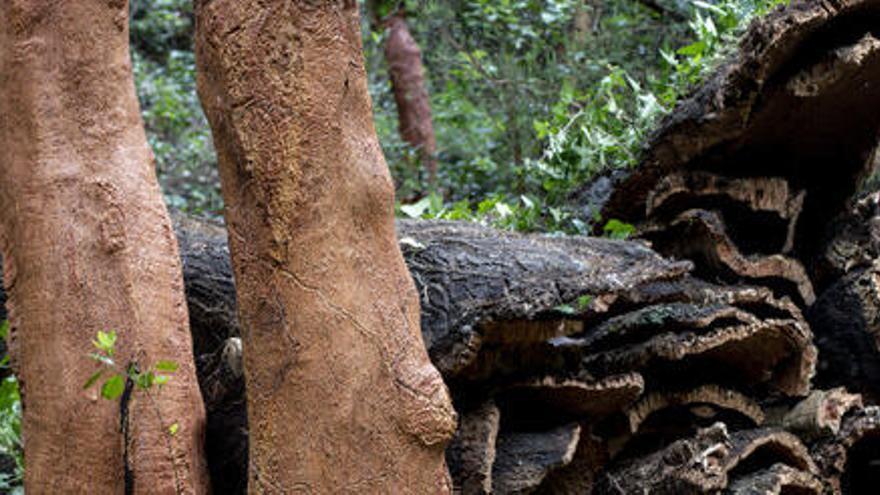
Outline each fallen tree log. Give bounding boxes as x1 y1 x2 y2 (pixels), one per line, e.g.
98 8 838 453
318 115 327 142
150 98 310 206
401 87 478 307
169 213 826 493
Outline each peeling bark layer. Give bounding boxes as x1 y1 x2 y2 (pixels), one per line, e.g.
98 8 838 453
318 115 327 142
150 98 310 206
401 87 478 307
0 1 209 493
194 1 455 492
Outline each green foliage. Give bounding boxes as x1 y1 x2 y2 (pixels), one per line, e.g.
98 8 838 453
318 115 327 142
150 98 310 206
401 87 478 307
132 0 787 235
131 1 222 216
377 0 786 234
0 322 22 493
84 330 178 405
554 294 594 315
603 219 636 240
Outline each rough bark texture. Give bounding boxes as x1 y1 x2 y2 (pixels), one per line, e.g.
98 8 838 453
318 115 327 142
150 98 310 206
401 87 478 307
194 1 456 492
384 12 439 187
0 1 209 493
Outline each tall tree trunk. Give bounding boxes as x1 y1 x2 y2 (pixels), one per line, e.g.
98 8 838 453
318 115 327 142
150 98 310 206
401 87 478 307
194 1 457 493
383 10 440 189
0 1 210 493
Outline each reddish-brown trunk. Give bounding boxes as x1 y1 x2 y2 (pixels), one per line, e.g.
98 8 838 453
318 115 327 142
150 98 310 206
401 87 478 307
194 1 456 493
384 12 439 188
0 1 209 493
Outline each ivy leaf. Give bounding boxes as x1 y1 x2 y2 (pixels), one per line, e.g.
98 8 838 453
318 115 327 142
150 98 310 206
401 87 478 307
101 375 125 400
155 360 179 373
83 370 104 390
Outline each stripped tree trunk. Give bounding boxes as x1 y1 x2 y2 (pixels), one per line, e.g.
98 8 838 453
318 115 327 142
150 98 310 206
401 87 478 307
383 10 440 189
194 1 456 492
0 1 209 493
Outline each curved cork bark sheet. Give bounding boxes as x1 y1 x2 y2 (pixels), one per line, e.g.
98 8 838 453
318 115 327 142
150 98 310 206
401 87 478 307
646 172 805 254
446 401 501 495
578 317 815 396
644 208 815 305
613 386 765 459
573 302 760 352
0 2 209 493
496 374 645 426
598 425 816 493
602 0 880 259
589 276 805 325
492 423 581 494
727 463 824 495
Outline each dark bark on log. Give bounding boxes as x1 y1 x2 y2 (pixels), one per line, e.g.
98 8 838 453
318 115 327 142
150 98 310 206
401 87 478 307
808 193 880 404
597 425 818 494
491 423 581 494
810 406 880 494
446 400 500 495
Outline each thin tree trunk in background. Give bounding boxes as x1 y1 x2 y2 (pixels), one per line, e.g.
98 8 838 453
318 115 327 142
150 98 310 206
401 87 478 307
195 1 456 493
384 11 440 189
0 1 209 493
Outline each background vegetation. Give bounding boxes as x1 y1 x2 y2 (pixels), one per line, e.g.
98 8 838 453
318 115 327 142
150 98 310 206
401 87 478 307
129 0 785 232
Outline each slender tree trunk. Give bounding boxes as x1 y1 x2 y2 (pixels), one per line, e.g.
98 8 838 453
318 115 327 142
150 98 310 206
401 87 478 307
0 2 209 493
383 11 440 189
194 1 457 493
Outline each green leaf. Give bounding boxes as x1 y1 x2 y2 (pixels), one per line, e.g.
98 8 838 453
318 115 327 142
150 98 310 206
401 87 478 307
83 370 104 390
399 197 432 219
603 219 637 240
155 360 179 373
135 371 154 390
168 422 179 436
101 375 125 400
577 295 593 310
0 321 9 340
154 375 170 386
677 40 706 57
94 330 118 356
